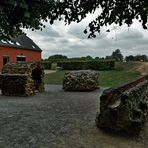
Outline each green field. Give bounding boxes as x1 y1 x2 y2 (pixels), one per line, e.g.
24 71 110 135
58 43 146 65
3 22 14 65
44 68 141 88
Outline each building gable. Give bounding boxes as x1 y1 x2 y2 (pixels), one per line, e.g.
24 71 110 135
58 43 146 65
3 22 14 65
0 35 42 52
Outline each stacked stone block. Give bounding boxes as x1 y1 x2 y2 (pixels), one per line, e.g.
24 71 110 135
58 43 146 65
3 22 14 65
63 70 99 91
96 75 148 134
1 74 35 96
0 62 44 96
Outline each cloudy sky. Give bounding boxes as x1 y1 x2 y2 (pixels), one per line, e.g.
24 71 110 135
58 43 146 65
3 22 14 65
25 11 148 59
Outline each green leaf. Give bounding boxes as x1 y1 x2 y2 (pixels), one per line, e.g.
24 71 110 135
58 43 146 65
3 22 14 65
20 3 28 9
24 12 30 18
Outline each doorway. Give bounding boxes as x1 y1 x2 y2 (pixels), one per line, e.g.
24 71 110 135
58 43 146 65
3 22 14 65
3 56 9 65
31 64 44 91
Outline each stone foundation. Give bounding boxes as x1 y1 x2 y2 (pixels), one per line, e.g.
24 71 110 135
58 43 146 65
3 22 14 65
0 62 44 96
96 75 148 134
63 70 99 91
1 74 35 96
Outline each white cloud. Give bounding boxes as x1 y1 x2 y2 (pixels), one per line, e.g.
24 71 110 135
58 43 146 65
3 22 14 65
24 13 148 59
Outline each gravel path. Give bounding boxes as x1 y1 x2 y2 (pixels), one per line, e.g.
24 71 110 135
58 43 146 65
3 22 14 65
0 85 147 148
44 70 56 74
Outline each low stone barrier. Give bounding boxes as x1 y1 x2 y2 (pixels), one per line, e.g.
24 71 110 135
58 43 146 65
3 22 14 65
0 62 44 96
96 75 148 134
0 74 35 96
63 70 99 91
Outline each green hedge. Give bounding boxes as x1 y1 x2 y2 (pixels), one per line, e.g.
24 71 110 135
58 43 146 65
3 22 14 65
57 60 115 70
57 61 85 70
87 60 115 70
41 61 52 70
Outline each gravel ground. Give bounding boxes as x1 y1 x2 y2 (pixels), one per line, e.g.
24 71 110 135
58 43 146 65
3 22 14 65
0 85 147 148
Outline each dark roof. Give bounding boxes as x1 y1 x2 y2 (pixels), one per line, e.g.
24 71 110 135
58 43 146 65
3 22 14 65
0 35 42 51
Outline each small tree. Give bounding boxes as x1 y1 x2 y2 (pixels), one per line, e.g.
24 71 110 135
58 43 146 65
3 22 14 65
134 55 148 61
48 54 68 62
125 55 134 61
125 55 148 62
111 49 124 62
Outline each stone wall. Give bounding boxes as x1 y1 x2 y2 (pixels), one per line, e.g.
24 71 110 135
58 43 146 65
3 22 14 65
0 74 35 96
96 75 148 134
0 62 44 96
2 62 37 75
63 70 99 91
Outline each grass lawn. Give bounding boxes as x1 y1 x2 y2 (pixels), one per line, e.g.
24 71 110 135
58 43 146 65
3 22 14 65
44 71 66 85
44 69 141 88
99 70 140 87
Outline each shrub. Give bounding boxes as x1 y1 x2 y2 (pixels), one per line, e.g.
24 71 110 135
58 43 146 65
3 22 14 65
57 60 115 70
57 61 86 70
41 61 52 70
87 60 115 70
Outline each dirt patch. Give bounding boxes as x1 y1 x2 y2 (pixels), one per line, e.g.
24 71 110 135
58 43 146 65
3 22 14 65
135 62 148 75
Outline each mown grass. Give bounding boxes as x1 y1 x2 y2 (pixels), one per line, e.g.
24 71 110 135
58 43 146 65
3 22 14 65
44 69 141 88
51 63 57 70
44 71 65 85
99 70 140 87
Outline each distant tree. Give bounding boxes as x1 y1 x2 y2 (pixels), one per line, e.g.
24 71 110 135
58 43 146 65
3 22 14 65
125 54 148 62
111 49 124 62
105 56 113 60
85 56 93 60
48 54 68 62
125 55 134 61
80 56 93 61
134 55 148 61
95 57 100 60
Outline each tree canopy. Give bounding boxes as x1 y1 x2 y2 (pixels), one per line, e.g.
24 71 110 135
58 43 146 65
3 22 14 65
48 54 68 62
0 0 55 39
1 0 148 39
111 49 123 62
125 54 148 61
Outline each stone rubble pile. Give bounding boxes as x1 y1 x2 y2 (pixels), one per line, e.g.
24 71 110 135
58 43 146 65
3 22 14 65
96 75 148 134
0 62 44 96
2 62 37 75
1 74 35 96
63 70 99 91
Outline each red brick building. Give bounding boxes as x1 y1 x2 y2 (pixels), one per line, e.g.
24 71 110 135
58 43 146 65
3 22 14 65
0 35 42 71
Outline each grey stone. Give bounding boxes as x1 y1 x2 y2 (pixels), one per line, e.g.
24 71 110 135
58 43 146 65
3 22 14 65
0 62 44 96
63 70 99 91
96 75 148 134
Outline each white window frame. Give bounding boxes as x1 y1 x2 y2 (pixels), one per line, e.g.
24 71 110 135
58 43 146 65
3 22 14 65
16 55 26 62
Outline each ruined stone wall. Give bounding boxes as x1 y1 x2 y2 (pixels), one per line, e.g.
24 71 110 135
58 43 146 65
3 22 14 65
96 75 148 134
0 62 44 96
2 62 37 75
1 74 35 96
63 70 99 91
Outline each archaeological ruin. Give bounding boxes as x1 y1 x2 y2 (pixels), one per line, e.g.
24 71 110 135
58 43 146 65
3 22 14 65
63 70 99 91
96 75 148 134
0 62 44 96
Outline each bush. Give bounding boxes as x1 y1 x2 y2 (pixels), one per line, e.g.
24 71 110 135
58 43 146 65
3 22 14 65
57 61 86 70
41 61 52 70
87 60 115 70
57 60 115 70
